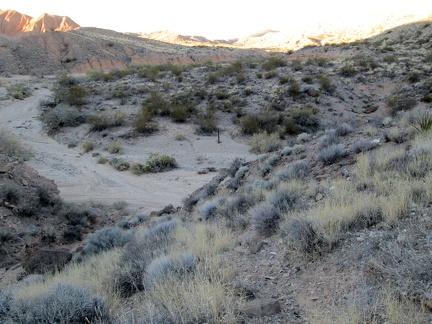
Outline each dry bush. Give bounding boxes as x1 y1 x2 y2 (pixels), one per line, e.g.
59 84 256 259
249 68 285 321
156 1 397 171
318 144 347 165
248 132 283 154
250 203 281 237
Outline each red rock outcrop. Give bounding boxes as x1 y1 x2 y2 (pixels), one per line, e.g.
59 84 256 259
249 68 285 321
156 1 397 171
0 9 79 36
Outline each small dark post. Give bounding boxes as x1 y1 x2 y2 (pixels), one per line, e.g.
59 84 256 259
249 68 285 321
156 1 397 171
217 129 221 143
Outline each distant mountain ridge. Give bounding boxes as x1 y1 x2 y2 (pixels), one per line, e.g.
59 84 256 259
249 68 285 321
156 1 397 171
141 13 432 50
0 9 79 36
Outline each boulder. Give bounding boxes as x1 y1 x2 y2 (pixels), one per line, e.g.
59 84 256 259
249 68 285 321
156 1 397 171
239 298 281 317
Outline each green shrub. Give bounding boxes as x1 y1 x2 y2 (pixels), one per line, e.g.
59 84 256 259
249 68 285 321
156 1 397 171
142 91 170 117
291 60 303 71
0 180 21 204
249 132 283 154
196 107 218 134
264 70 277 79
39 105 86 134
110 158 130 171
412 112 432 134
107 141 122 154
86 115 110 131
112 112 127 126
131 111 159 134
318 75 336 93
425 50 432 63
54 83 88 107
143 153 177 173
288 79 300 98
82 141 96 153
0 129 32 160
383 55 397 63
241 111 282 135
386 95 417 116
6 82 32 100
340 64 357 77
262 56 286 70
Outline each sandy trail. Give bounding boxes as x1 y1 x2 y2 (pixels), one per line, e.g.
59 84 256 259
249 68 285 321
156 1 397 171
0 85 237 212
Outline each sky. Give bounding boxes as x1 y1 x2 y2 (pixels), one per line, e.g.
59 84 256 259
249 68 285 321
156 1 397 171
1 1 430 39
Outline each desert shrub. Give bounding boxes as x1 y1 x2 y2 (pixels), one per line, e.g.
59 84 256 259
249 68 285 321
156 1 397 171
144 253 196 287
107 141 122 154
6 283 110 323
259 154 280 177
62 225 83 243
386 95 417 116
285 106 320 135
142 91 170 117
297 132 310 142
6 82 32 100
110 158 130 171
307 56 328 66
86 115 110 131
0 180 21 204
281 218 326 255
340 64 357 77
383 55 397 63
171 104 191 122
97 156 108 164
131 110 159 134
408 72 421 83
198 196 226 220
319 129 339 148
121 221 179 271
36 185 61 209
112 111 127 126
318 144 347 165
275 160 310 181
143 153 177 173
226 157 245 177
0 129 32 160
82 141 96 153
218 192 264 228
174 133 186 141
39 104 86 134
291 59 303 71
84 226 133 256
424 50 432 62
269 184 302 213
264 70 277 79
351 139 379 154
183 179 221 210
54 82 88 107
242 110 282 135
250 203 281 237
196 107 218 134
249 131 283 154
412 112 432 134
288 79 301 98
137 65 161 80
317 75 336 93
229 166 249 189
281 146 293 155
262 56 286 70
302 75 313 84
335 123 353 136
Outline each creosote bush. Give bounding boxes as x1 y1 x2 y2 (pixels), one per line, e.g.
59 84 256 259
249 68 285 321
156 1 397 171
248 132 283 154
131 153 177 175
